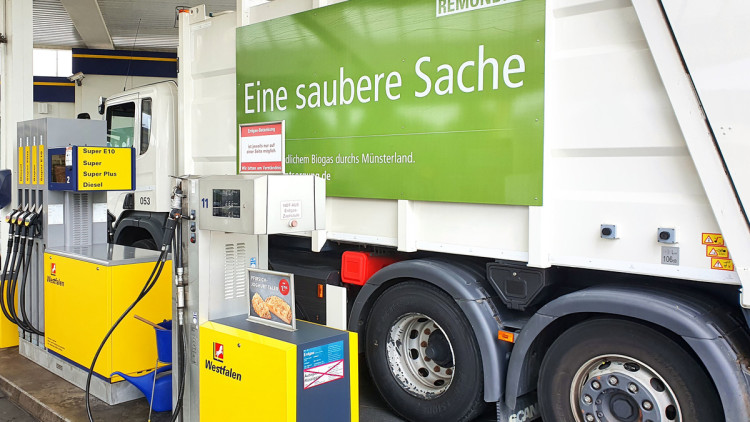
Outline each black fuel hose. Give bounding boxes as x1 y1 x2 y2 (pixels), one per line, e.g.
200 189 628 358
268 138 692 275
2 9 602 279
6 221 29 329
11 212 45 336
170 315 186 422
170 211 186 422
1 213 23 324
86 204 181 422
11 239 30 333
85 248 169 422
18 232 43 336
0 212 19 323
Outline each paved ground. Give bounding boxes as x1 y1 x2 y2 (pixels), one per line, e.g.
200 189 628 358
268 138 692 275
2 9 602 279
0 346 500 422
0 391 35 422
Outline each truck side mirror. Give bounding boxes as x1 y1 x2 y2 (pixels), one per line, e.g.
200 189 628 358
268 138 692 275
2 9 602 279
98 96 107 115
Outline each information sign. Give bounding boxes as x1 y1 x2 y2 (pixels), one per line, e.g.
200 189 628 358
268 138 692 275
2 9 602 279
238 121 285 174
77 147 135 191
247 268 296 331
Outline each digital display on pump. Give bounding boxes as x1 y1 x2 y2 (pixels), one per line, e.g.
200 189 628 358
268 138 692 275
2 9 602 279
50 154 67 184
212 189 241 218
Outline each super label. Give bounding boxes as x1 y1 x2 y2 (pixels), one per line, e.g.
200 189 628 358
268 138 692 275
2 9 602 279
17 147 23 184
39 145 45 184
24 146 30 184
31 145 37 185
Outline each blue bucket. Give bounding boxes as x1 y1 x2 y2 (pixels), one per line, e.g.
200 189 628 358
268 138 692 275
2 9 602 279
155 320 172 363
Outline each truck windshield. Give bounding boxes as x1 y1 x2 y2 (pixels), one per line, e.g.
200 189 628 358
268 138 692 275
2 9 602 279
106 102 135 148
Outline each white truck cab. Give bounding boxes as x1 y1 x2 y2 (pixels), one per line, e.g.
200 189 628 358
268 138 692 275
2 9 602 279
102 81 177 248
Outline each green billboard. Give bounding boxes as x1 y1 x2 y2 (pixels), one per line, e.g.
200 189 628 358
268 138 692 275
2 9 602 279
236 0 545 205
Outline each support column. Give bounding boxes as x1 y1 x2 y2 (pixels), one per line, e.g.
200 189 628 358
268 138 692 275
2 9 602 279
1 0 33 176
0 0 33 347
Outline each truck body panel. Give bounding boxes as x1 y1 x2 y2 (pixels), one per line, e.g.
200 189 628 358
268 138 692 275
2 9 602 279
104 1 750 419
661 0 750 215
198 0 743 287
177 6 237 179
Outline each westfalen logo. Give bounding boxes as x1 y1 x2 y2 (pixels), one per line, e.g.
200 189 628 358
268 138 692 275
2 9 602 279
436 0 522 17
50 263 56 276
213 342 224 362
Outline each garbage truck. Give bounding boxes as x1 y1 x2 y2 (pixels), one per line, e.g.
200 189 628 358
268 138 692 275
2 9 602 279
100 0 750 421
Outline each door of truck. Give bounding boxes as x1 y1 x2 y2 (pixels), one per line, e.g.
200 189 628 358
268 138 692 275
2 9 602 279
105 93 158 217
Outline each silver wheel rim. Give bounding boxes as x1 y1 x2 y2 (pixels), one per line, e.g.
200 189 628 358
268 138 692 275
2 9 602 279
385 313 455 398
571 354 682 422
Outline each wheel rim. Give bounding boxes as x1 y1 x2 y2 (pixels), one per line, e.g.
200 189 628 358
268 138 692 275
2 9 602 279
385 313 455 398
570 355 682 422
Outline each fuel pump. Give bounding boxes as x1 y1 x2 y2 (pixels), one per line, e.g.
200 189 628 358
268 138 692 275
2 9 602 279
173 175 357 422
12 118 173 410
85 182 185 422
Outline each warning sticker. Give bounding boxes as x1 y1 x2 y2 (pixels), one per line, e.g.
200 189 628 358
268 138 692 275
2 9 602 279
702 233 724 246
303 341 345 389
711 258 734 271
706 246 729 258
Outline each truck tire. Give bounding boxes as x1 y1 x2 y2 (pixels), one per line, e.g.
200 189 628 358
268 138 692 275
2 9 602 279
131 238 158 251
365 281 486 422
538 318 723 422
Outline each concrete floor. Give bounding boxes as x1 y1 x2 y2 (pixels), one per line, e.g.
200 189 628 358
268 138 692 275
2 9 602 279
0 391 35 422
0 346 170 422
0 346 499 422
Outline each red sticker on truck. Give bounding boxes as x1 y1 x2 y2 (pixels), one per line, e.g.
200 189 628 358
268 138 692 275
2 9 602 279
702 233 724 246
711 258 734 271
706 246 729 258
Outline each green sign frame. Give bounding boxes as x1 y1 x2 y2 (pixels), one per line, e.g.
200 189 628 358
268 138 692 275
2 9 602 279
237 0 545 205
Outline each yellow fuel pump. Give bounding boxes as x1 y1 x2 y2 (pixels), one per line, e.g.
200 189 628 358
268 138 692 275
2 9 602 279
176 175 359 422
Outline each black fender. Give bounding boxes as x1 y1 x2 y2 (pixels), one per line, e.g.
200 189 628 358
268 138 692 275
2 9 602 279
504 285 750 420
347 258 510 403
112 210 168 247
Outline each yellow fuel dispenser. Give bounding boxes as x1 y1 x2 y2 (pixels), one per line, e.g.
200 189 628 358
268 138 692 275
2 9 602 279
44 246 172 381
11 118 172 407
174 175 358 422
199 317 358 421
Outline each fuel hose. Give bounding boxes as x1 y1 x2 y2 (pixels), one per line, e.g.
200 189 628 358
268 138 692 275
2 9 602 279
85 244 169 421
86 185 186 422
0 208 20 323
17 212 43 336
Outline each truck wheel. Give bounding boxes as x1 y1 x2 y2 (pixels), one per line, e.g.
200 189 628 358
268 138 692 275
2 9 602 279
131 238 158 250
538 318 723 422
365 281 485 422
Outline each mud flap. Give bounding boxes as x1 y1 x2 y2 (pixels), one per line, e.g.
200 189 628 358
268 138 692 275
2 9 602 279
496 392 541 422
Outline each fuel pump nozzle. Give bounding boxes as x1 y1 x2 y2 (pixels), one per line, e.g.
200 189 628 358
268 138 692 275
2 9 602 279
0 206 23 323
10 204 29 226
24 204 42 231
6 206 22 225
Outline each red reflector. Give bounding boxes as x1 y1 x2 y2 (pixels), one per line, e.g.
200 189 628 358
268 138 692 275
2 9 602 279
317 284 324 298
340 251 398 286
